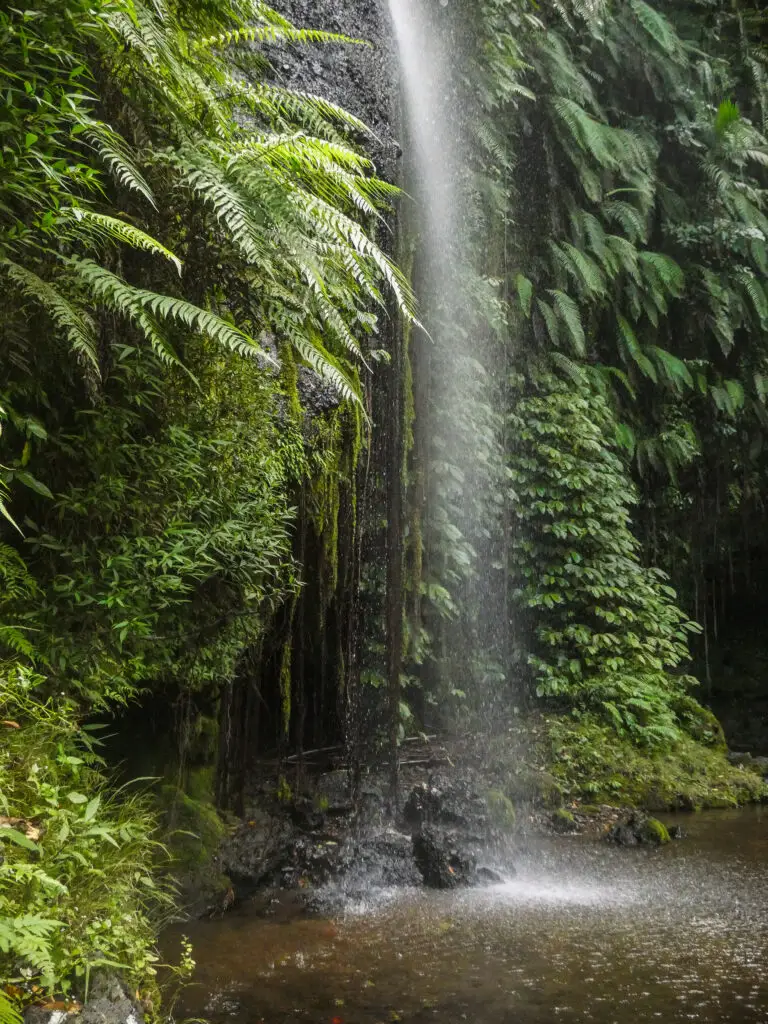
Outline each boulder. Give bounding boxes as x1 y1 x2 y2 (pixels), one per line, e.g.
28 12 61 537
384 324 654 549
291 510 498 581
607 813 671 846
727 751 754 766
412 826 475 888
475 865 506 886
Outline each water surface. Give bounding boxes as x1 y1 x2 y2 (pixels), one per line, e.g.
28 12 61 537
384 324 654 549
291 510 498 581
167 808 768 1023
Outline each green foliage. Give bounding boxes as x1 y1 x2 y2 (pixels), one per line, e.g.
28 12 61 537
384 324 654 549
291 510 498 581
5 345 300 707
0 0 414 1002
0 668 171 1001
0 0 414 397
509 369 701 746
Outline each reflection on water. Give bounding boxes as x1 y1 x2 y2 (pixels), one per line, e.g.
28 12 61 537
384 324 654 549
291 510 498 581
165 808 768 1023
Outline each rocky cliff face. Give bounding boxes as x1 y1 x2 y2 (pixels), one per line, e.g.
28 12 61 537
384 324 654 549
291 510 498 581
275 0 401 181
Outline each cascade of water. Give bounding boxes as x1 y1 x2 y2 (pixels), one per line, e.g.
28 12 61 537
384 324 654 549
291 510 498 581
387 0 509 722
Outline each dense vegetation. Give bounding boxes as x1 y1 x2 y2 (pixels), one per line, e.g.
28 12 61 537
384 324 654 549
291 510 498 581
2 0 768 1012
402 0 768 796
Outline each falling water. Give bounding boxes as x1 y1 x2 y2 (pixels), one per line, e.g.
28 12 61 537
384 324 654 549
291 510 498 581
387 0 458 282
387 0 509 719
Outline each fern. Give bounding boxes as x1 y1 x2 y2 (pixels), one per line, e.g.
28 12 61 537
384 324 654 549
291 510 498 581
549 288 586 354
60 210 182 273
70 259 273 362
0 991 22 1024
628 0 681 58
193 24 366 51
1 261 98 369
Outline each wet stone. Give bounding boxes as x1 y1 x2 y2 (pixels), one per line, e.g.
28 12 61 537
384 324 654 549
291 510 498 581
607 813 671 846
412 826 476 888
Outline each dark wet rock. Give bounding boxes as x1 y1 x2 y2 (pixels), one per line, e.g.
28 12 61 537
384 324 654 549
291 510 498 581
297 365 341 417
475 865 505 886
338 828 421 889
403 782 441 829
404 775 490 833
607 813 671 846
288 796 326 831
25 1010 79 1024
357 781 386 826
412 826 476 888
78 998 142 1024
315 770 354 814
220 811 296 892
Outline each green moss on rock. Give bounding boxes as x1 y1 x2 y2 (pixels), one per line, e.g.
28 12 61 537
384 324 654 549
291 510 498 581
485 789 517 830
639 817 671 845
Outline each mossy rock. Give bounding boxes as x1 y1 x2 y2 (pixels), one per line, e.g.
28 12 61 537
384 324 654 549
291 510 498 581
158 783 229 872
485 789 516 830
575 804 602 815
544 712 768 811
672 695 727 752
638 816 670 845
551 807 576 833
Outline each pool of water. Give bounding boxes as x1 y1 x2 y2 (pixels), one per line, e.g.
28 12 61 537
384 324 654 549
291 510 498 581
165 808 768 1023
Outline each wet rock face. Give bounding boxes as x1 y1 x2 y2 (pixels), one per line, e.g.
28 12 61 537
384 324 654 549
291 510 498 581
218 767 514 904
404 776 489 831
271 0 400 179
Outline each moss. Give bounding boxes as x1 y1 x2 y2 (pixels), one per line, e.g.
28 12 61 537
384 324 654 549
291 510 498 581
485 789 517 830
159 783 228 873
671 695 727 752
535 771 565 808
544 713 768 810
639 817 671 844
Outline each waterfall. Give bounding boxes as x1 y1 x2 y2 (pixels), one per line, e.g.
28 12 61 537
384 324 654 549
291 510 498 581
387 0 510 723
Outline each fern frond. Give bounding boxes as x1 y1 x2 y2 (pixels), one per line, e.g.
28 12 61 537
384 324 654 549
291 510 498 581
85 125 156 207
289 332 361 405
225 78 373 138
193 25 366 51
1 260 98 369
0 989 22 1024
602 200 647 243
616 314 656 380
60 210 182 273
549 289 586 354
70 259 273 362
629 0 682 58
